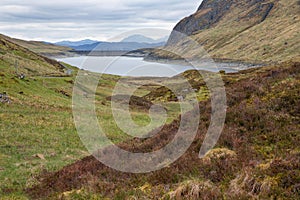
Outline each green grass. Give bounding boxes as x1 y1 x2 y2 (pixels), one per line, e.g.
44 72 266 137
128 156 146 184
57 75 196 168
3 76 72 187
2 56 299 199
0 34 72 56
0 59 191 198
0 64 84 197
0 34 210 198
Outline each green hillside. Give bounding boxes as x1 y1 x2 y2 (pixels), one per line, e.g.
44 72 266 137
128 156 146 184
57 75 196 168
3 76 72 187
0 0 299 197
0 35 70 77
0 35 185 199
0 33 299 199
0 34 72 57
148 0 300 63
26 61 300 200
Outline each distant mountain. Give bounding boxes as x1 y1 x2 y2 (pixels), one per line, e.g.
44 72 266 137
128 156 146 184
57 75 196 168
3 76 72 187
54 37 166 52
121 34 168 44
55 39 99 47
71 41 165 52
121 35 156 43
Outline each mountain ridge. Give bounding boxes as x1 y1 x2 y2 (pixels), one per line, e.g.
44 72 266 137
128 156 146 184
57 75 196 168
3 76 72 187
55 39 99 47
121 34 168 44
54 35 167 52
0 34 72 57
148 0 300 63
70 41 165 52
0 34 67 76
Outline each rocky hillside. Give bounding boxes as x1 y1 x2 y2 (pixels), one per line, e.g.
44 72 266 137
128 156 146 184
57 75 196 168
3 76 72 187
148 0 300 63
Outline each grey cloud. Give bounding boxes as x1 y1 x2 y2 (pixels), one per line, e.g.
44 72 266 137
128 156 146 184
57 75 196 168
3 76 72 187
0 0 202 41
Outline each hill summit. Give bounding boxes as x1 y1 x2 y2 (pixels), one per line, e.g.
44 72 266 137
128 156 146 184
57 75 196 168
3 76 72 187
149 0 300 63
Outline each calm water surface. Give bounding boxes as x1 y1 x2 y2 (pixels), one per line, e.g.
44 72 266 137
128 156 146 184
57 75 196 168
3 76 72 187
57 56 243 77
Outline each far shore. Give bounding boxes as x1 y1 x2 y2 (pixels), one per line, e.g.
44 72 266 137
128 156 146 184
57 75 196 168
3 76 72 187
50 50 265 75
144 57 265 71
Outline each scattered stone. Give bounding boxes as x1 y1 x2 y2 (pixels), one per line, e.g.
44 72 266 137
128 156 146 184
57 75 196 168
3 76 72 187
0 92 10 104
19 73 25 79
33 154 46 160
49 152 56 157
219 70 226 75
177 95 184 101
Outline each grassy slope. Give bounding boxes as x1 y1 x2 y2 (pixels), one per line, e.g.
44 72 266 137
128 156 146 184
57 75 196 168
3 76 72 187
0 32 299 199
0 35 69 77
0 34 72 57
26 61 300 199
0 35 83 198
195 0 300 62
149 0 300 63
0 36 192 199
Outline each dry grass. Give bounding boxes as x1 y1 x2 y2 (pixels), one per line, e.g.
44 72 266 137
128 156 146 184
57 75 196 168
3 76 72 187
26 61 300 199
148 0 300 63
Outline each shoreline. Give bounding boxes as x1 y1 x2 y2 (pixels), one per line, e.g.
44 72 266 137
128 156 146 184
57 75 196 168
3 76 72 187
143 57 265 72
48 49 267 72
51 53 267 77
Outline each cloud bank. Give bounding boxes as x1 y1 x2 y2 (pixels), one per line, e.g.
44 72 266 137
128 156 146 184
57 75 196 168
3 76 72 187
0 0 201 42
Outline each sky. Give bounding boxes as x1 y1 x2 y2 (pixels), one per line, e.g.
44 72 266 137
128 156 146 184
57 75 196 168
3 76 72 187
0 0 202 42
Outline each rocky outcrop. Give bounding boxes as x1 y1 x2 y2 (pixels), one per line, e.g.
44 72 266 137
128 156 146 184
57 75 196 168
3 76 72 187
149 0 299 63
167 0 276 45
173 0 233 35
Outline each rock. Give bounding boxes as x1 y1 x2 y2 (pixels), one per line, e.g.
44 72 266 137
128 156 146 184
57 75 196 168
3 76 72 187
167 0 275 46
167 0 234 45
33 154 46 160
0 93 10 103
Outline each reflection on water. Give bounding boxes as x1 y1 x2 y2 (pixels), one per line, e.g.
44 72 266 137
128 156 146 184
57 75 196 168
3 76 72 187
57 56 248 77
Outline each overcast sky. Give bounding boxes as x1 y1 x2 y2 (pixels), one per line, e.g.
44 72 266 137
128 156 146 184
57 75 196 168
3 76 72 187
0 0 202 42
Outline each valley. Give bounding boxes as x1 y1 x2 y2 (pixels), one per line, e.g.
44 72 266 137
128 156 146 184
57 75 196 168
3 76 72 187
0 0 299 199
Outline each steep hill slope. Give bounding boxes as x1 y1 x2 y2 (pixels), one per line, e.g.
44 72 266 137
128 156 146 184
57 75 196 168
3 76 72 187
0 34 67 77
0 34 72 57
148 0 300 63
